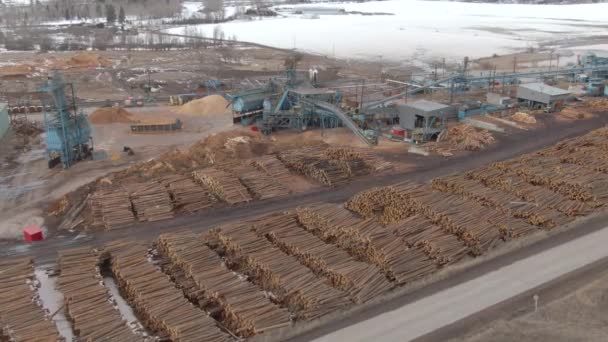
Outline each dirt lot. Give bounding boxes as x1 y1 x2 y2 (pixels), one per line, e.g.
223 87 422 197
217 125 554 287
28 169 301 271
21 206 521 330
456 271 608 342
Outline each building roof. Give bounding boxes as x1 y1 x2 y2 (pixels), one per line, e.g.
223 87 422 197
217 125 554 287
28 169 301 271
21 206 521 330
519 83 570 96
405 100 451 112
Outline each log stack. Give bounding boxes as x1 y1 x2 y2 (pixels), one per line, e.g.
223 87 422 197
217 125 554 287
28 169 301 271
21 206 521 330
192 168 252 205
234 165 290 200
251 213 393 303
129 181 174 222
250 156 293 186
161 174 217 213
58 247 142 341
108 243 230 342
90 189 135 230
0 257 60 341
206 224 352 320
157 233 291 337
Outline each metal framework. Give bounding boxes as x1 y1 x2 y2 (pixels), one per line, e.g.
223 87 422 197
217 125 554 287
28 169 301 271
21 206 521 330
40 71 93 168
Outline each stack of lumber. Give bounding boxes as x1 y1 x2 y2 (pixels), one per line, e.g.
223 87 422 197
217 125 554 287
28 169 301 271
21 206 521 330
251 213 393 303
90 189 135 230
250 156 293 185
206 224 352 320
324 147 392 173
235 164 290 200
192 168 252 205
108 243 230 342
58 247 142 341
446 124 495 151
0 257 60 341
161 174 217 213
129 181 174 222
157 233 291 337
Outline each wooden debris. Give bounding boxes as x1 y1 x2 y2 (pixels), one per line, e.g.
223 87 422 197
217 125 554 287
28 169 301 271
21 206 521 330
192 168 252 205
157 233 291 337
0 258 60 341
58 247 142 341
107 243 230 342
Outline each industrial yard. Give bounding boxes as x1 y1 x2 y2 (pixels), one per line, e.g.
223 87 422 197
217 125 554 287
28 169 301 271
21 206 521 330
2 0 608 341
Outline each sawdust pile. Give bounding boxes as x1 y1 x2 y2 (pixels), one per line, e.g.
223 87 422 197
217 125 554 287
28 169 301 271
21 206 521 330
511 112 537 124
89 107 135 124
587 98 608 110
177 95 231 116
559 107 589 121
67 52 112 68
446 124 495 151
0 64 33 77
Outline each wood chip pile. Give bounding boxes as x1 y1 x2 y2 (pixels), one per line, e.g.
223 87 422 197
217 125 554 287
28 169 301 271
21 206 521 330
161 174 217 213
193 168 252 205
206 224 352 320
156 233 291 337
108 243 230 342
235 164 290 200
58 247 141 341
251 213 393 303
129 181 174 222
90 189 135 230
0 257 60 341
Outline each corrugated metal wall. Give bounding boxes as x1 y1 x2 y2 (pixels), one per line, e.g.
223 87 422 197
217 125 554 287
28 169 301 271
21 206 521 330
0 103 9 139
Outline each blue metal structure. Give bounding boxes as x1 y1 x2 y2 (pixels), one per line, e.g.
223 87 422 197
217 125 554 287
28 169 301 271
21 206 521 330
41 71 93 169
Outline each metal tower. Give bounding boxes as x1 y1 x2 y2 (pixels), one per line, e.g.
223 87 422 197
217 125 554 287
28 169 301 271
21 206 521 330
40 71 93 168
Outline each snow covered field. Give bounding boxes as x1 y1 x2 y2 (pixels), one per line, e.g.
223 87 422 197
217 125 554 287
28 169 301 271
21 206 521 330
166 0 608 63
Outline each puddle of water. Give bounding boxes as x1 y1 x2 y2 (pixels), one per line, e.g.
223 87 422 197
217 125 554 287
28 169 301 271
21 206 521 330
34 268 74 341
102 276 141 326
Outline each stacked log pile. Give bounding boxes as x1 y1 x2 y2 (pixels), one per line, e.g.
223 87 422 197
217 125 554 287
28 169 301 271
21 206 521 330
161 174 217 213
431 175 568 230
90 189 135 230
129 181 174 222
0 257 60 341
278 149 350 186
467 166 588 217
156 233 291 337
206 224 352 320
192 168 252 205
57 247 142 341
251 213 393 303
234 165 290 200
250 156 293 185
108 243 230 342
389 216 469 266
351 218 439 282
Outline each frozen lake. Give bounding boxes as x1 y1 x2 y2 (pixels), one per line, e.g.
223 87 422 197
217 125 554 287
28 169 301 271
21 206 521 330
166 0 608 63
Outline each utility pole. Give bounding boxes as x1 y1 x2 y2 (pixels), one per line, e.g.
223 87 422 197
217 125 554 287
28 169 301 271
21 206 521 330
513 55 517 74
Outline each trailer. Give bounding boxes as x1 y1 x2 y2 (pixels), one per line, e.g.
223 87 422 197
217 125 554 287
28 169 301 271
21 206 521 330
130 119 182 133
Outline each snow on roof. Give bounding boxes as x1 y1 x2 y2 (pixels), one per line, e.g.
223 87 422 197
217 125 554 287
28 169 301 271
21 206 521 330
406 100 450 112
519 83 570 96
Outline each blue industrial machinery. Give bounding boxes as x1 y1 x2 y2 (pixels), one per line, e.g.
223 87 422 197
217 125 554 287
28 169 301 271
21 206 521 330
41 71 93 169
458 102 499 120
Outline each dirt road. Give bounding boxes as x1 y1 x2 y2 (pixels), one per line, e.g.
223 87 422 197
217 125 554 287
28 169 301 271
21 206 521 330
2 113 607 262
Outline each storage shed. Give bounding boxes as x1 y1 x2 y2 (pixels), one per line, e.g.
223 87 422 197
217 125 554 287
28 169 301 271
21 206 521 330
516 83 570 111
397 100 455 142
0 103 8 139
